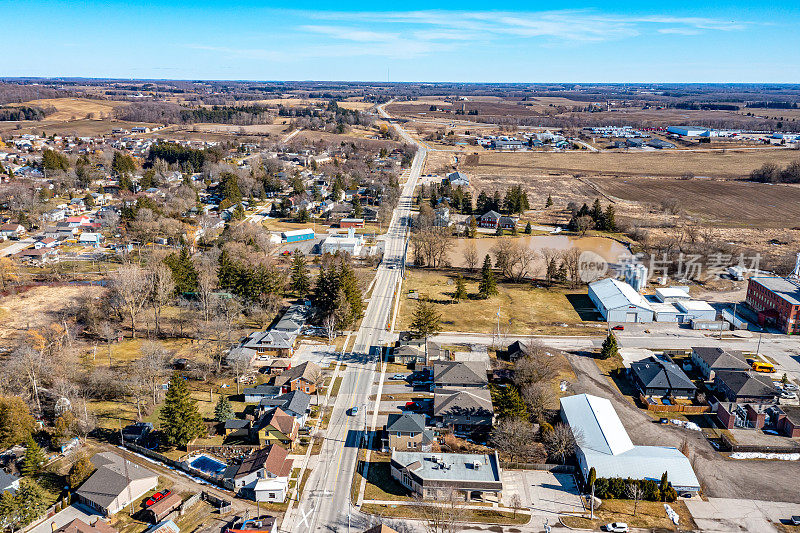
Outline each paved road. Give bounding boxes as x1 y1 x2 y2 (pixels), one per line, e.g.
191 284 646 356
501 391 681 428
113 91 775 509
284 103 426 533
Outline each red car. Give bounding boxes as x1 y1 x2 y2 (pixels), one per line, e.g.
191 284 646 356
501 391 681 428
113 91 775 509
611 325 625 331
145 490 171 507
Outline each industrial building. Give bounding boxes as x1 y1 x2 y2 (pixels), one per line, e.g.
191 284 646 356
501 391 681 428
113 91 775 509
281 228 314 243
667 126 714 137
321 228 364 256
745 276 800 334
560 394 700 493
588 278 654 323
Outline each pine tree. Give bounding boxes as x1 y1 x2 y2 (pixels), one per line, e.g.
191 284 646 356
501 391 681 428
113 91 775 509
160 374 205 448
232 203 246 220
600 333 619 360
14 478 47 526
410 300 442 341
545 194 553 208
453 275 467 302
524 222 532 234
290 252 311 296
479 255 498 298
21 436 45 477
164 248 198 294
659 471 669 500
495 224 504 236
214 396 235 422
338 261 364 324
604 205 617 232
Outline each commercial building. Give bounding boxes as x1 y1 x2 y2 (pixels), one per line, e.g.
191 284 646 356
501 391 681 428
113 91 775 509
339 218 365 228
745 277 800 334
281 229 314 243
321 228 364 256
390 451 502 501
559 394 700 493
588 278 654 323
667 126 713 137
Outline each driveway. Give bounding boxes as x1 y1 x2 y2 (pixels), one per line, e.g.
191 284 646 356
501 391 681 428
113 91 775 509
293 342 337 366
503 470 583 517
685 497 800 532
28 504 101 533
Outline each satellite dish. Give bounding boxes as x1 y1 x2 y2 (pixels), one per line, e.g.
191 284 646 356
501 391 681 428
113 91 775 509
54 397 72 418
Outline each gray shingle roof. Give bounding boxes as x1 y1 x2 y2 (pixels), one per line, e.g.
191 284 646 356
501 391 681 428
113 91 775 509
630 359 696 392
386 413 426 433
715 370 779 398
433 388 493 417
692 347 750 370
76 453 157 510
433 361 487 387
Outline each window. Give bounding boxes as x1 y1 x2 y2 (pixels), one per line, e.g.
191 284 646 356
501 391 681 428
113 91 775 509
407 441 413 448
397 432 401 437
268 492 276 499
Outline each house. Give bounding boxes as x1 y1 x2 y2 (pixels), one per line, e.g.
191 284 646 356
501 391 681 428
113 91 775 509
235 329 298 360
144 492 182 523
505 340 528 361
0 223 25 239
629 357 697 399
76 452 159 516
690 347 750 380
257 358 291 375
433 361 487 390
776 405 800 437
714 401 776 430
0 470 20 494
272 361 322 394
433 389 494 434
588 278 654 323
383 413 434 451
34 237 57 249
392 345 425 366
271 305 308 335
390 451 502 501
43 209 67 222
222 445 293 502
445 171 470 187
243 384 282 403
16 248 59 265
713 371 780 404
258 390 311 426
224 419 251 438
395 334 449 367
477 210 501 229
497 216 517 230
55 518 117 533
78 232 104 246
252 407 299 448
560 394 700 493
434 207 450 227
746 277 800 334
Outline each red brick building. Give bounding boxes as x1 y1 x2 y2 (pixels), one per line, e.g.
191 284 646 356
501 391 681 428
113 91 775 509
339 218 364 228
745 277 800 334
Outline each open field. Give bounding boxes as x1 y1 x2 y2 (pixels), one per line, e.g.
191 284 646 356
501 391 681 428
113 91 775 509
0 117 152 136
15 97 127 121
172 122 288 136
395 268 602 335
466 148 800 179
593 176 800 229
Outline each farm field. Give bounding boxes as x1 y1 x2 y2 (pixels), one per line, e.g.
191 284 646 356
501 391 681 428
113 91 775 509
18 97 127 120
592 176 800 229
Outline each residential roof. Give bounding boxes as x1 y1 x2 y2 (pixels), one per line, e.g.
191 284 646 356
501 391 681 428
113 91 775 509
433 361 487 387
715 370 779 398
272 305 308 333
589 278 652 311
363 525 399 533
273 361 322 387
243 384 282 398
692 347 750 370
146 492 182 520
224 419 251 430
76 453 158 510
479 210 501 221
229 445 292 480
433 388 493 417
145 520 179 533
751 277 800 306
0 470 19 490
630 359 697 393
259 390 311 416
391 451 501 486
386 413 426 433
56 519 117 533
257 407 296 435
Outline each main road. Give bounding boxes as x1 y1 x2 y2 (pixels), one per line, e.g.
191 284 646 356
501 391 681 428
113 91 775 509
283 102 426 532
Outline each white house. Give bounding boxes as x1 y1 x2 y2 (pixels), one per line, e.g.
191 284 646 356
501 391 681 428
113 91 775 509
79 232 104 246
222 445 292 502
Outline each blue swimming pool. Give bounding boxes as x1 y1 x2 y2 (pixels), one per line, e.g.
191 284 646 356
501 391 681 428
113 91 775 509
189 454 227 475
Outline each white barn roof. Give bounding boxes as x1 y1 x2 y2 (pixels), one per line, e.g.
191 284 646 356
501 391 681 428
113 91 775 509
589 278 652 311
560 394 633 455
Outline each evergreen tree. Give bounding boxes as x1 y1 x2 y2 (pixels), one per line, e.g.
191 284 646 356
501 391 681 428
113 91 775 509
659 471 669 500
476 191 489 214
160 374 205 447
338 261 364 324
296 206 311 223
524 222 532 234
604 205 617 232
214 396 235 422
600 333 619 360
13 478 47 527
495 224 504 236
351 199 363 218
164 248 199 294
232 203 246 220
479 255 498 298
453 274 467 302
290 252 311 296
468 217 478 238
21 436 45 477
545 194 553 208
494 386 528 419
410 300 442 341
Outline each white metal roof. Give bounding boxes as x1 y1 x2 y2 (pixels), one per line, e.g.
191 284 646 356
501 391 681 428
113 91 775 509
655 287 691 300
677 300 715 312
582 445 700 490
560 394 634 456
282 228 314 237
589 278 652 311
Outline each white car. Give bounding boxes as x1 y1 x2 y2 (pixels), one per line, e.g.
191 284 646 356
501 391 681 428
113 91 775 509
603 523 629 533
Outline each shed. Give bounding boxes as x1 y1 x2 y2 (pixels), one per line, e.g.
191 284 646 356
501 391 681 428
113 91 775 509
676 300 716 322
145 492 183 523
281 229 314 243
588 278 654 323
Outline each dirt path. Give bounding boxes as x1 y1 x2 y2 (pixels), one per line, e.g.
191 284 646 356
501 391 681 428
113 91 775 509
564 351 800 503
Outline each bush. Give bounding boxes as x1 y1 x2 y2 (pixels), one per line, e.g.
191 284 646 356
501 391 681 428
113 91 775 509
593 476 675 502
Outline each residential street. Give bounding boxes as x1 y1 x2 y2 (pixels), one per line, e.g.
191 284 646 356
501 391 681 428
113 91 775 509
283 103 426 532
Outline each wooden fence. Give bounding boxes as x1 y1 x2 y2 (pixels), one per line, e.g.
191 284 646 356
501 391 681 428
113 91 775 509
640 394 711 413
500 462 575 472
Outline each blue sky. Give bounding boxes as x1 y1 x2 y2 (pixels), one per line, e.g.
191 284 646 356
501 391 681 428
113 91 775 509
4 1 800 82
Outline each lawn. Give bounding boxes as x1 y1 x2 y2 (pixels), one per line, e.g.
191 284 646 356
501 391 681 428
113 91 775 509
560 499 696 531
396 268 601 334
353 452 414 502
359 503 530 525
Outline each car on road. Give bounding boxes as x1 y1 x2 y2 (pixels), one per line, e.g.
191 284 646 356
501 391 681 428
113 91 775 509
611 325 624 331
391 374 407 380
349 406 359 416
602 524 628 533
145 490 171 507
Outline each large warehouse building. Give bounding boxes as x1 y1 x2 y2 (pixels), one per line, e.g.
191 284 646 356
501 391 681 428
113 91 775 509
560 394 700 493
588 278 654 323
746 276 800 334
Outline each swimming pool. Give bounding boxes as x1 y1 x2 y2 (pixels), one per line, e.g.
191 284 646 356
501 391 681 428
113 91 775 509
188 454 227 475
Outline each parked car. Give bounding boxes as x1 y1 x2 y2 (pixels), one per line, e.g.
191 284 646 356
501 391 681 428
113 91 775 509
785 383 799 391
781 391 798 400
391 374 407 380
611 325 624 331
145 490 171 507
791 516 800 526
659 418 669 424
602 524 629 533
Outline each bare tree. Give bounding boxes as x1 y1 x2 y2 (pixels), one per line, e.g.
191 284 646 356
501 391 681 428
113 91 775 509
490 417 538 462
322 313 338 345
135 341 171 406
196 257 218 323
463 240 478 271
561 248 582 288
521 381 554 423
109 263 151 338
6 344 48 412
413 490 466 533
541 247 560 286
150 263 175 337
513 343 560 386
625 483 644 516
307 366 326 405
574 215 594 236
543 423 581 464
510 493 523 519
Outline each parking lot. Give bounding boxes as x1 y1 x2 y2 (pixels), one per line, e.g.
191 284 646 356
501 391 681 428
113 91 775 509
293 342 338 366
502 470 584 518
686 497 800 532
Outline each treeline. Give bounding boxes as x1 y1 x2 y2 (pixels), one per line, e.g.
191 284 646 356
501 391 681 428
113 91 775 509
281 101 372 133
0 105 56 121
673 102 740 111
746 101 800 109
217 250 286 303
591 475 677 503
749 161 800 184
567 198 617 234
0 82 71 105
115 101 275 125
147 142 225 172
475 185 530 215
